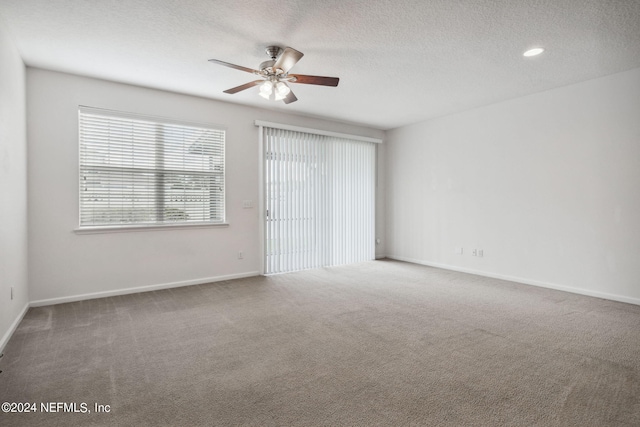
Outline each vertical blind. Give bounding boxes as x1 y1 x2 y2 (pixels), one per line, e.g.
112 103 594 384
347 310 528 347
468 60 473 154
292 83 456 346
263 126 376 274
79 107 225 227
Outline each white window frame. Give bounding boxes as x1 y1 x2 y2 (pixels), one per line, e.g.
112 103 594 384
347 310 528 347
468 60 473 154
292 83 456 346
76 106 228 233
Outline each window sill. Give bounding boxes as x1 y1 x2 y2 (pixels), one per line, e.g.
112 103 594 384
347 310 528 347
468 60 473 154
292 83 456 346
74 222 230 234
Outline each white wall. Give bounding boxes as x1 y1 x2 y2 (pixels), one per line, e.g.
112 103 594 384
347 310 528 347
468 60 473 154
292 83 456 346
386 68 640 304
27 68 384 304
0 23 29 350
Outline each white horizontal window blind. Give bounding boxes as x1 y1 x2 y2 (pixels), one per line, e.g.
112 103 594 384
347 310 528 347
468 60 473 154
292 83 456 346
263 126 376 274
79 107 225 228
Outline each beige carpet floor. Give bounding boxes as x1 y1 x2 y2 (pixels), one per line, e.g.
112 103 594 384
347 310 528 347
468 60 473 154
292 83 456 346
1 259 639 426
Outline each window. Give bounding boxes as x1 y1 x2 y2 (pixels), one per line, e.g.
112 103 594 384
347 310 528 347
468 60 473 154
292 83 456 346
79 107 225 229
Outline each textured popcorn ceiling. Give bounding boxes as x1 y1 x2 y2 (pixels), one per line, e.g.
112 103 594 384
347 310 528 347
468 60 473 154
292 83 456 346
0 0 639 129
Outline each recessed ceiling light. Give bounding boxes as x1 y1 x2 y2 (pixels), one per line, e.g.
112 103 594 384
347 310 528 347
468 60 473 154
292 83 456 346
523 48 545 57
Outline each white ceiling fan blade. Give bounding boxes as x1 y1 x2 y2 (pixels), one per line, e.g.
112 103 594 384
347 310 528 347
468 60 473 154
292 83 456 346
274 47 303 73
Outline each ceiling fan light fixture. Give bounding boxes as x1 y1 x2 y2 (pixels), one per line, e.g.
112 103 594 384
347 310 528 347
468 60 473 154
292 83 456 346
259 81 273 99
260 80 273 93
276 82 290 96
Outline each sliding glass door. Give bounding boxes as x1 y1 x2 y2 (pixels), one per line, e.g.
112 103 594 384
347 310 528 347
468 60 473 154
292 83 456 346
261 126 376 274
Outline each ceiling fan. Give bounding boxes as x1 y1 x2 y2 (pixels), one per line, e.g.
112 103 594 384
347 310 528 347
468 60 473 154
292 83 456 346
208 46 339 104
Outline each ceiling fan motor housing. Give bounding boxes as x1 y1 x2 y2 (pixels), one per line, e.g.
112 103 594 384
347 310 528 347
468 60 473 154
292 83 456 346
261 46 284 73
265 46 282 60
259 60 276 72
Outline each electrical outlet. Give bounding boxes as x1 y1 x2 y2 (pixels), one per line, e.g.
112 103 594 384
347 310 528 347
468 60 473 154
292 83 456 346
238 251 244 259
455 247 463 255
472 249 478 256
478 249 483 257
242 200 253 209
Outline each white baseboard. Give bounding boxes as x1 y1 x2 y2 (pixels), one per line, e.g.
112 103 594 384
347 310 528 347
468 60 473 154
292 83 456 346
386 255 640 306
29 271 261 307
0 302 29 353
